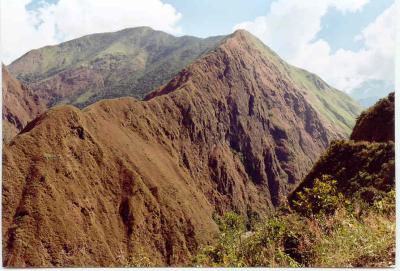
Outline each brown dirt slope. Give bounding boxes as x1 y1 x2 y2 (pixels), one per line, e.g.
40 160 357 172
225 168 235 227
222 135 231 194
2 65 46 143
351 92 394 142
3 30 358 267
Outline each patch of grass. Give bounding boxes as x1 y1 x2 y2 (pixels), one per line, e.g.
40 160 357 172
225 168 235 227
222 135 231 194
73 90 95 104
43 153 61 161
313 209 395 267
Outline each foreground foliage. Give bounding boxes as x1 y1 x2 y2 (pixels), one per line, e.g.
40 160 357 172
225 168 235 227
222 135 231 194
292 175 346 217
194 187 395 267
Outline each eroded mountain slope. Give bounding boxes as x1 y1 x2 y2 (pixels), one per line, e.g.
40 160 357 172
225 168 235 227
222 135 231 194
2 65 46 143
3 30 360 267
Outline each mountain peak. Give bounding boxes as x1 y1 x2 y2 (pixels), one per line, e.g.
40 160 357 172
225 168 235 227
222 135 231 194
231 28 253 37
223 29 261 49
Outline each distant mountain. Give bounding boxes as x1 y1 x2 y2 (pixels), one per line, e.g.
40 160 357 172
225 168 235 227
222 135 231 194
2 65 46 143
8 27 224 108
349 80 394 107
4 26 361 142
3 30 362 267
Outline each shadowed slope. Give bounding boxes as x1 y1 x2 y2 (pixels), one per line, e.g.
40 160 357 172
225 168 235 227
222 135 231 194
2 65 46 143
351 92 394 142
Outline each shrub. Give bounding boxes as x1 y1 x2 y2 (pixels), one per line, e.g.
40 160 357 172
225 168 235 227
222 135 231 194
194 213 306 267
194 211 246 267
373 189 395 215
292 175 345 216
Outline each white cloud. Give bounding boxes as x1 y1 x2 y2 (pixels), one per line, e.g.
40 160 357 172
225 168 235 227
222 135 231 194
332 0 370 12
1 0 182 64
234 0 395 93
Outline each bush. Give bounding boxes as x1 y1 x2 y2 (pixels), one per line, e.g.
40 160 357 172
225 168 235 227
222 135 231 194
194 212 244 266
373 189 395 215
292 175 345 216
194 212 306 267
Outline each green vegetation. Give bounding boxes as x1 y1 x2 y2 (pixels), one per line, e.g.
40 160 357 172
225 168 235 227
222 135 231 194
289 140 395 207
10 27 224 107
196 129 395 269
292 175 346 217
117 249 154 267
194 187 395 267
125 254 153 267
289 68 361 134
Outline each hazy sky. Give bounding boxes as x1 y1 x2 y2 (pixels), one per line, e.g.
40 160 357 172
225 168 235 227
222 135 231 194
1 0 395 93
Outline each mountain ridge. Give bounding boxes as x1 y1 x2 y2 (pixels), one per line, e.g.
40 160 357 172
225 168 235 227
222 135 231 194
289 92 395 213
350 93 394 142
3 29 361 267
7 27 361 136
8 26 225 107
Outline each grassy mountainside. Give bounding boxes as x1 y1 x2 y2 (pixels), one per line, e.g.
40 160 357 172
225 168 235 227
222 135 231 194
8 27 224 107
290 92 395 213
289 68 361 134
289 140 394 212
